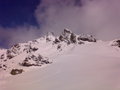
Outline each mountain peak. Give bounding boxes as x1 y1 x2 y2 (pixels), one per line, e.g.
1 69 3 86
0 29 97 75
63 28 72 34
1 29 120 90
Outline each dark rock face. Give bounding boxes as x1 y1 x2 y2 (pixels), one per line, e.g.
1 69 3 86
59 35 64 41
54 38 60 44
6 50 15 59
116 40 120 47
46 37 51 42
0 64 7 70
5 44 22 59
0 54 5 59
77 35 96 42
20 55 51 67
55 29 77 45
31 47 38 52
62 29 73 44
28 46 38 53
0 64 2 68
111 39 120 48
53 29 96 45
70 33 77 43
10 69 23 75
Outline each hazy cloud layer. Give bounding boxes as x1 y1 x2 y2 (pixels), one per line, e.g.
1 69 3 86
1 0 120 48
0 26 40 48
35 0 120 40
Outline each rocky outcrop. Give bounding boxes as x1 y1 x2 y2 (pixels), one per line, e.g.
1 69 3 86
10 69 23 75
53 28 96 45
110 39 120 48
19 55 51 67
77 34 96 42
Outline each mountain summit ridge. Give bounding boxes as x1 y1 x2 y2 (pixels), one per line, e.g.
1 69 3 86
0 28 97 75
0 29 120 76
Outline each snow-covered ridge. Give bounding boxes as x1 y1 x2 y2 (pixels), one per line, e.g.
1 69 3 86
0 28 120 76
1 29 120 90
0 28 100 75
4 36 120 90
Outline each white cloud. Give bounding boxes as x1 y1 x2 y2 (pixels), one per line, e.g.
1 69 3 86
0 26 40 47
1 0 120 48
35 0 120 40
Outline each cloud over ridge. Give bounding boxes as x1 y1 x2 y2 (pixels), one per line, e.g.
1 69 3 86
1 0 120 48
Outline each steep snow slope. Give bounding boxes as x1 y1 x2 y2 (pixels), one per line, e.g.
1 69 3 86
0 29 97 90
3 41 120 90
0 29 96 75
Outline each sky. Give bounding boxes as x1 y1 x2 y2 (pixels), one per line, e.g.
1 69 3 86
0 0 39 27
0 0 40 48
0 0 120 48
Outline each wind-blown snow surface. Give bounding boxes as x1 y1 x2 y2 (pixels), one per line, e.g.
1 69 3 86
3 41 120 90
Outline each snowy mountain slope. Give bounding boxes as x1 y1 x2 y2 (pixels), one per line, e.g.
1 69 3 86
3 41 120 90
0 29 120 90
0 29 96 75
